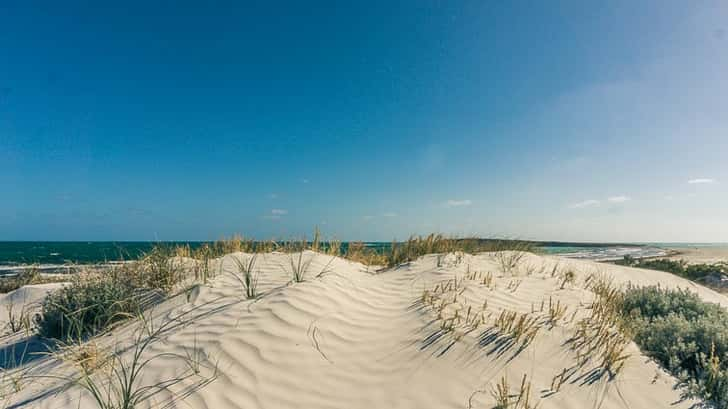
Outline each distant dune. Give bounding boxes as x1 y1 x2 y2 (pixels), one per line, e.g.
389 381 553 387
4 250 726 408
666 245 728 264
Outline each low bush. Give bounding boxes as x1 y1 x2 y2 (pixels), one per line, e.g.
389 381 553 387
618 257 728 282
385 235 535 268
36 273 143 341
137 245 184 293
0 267 64 293
621 286 728 408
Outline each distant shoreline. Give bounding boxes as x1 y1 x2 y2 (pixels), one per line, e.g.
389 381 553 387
1 240 726 273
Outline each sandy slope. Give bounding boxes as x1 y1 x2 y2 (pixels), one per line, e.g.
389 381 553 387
0 283 66 331
666 245 728 265
6 251 727 409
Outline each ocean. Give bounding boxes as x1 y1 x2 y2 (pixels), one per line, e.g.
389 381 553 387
1 241 724 274
0 241 388 274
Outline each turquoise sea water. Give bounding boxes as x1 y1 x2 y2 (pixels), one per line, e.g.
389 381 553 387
1 241 725 268
0 241 187 266
0 241 389 267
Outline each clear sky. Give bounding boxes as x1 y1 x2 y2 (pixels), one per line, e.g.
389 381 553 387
2 1 727 242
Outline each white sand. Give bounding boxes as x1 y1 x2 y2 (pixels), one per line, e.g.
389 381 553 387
666 245 728 265
0 282 66 332
5 251 727 408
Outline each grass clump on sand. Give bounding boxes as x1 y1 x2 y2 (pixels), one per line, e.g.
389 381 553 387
344 241 387 266
566 276 728 407
618 256 728 283
36 245 183 341
138 245 184 293
36 272 143 341
46 311 218 409
490 373 539 409
386 235 535 268
620 286 728 408
0 267 66 294
232 254 259 299
569 276 631 380
169 230 538 271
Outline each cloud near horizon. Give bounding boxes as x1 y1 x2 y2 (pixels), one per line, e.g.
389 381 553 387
607 196 631 203
445 199 472 207
569 199 600 209
271 209 288 215
688 178 716 184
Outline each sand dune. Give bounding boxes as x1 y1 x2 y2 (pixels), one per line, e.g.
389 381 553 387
5 251 726 408
666 245 728 265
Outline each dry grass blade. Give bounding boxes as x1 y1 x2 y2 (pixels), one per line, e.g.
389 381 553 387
4 303 32 335
289 252 314 283
232 254 260 299
567 275 631 380
38 310 218 409
490 373 540 409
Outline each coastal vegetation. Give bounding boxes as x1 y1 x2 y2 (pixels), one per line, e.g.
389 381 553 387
6 232 728 409
37 271 144 341
30 232 535 343
617 256 728 290
619 286 728 408
0 267 66 294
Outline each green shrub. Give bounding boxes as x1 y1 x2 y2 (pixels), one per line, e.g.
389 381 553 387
138 245 184 293
620 257 728 282
384 235 534 268
36 273 142 341
0 267 55 293
621 286 728 408
35 244 187 342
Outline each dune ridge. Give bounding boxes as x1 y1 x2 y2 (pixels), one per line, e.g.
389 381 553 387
5 250 727 408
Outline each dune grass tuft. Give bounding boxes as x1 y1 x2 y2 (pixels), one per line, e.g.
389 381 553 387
0 267 66 294
43 311 217 409
288 252 314 283
4 303 32 335
491 373 540 409
36 272 143 342
232 254 260 299
620 285 728 407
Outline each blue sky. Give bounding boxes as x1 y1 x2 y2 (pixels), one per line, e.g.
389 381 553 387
1 1 727 242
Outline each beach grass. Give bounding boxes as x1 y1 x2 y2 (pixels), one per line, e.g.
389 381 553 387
0 267 67 294
232 254 259 299
43 311 216 409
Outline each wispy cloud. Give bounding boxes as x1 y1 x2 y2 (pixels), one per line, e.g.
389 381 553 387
263 208 288 220
445 199 472 207
301 178 310 184
568 199 600 209
688 178 716 184
382 212 397 217
268 193 278 199
607 195 631 203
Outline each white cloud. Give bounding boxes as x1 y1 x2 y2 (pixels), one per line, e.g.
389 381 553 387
568 199 600 209
445 199 472 207
382 212 397 217
301 179 310 184
271 209 288 215
607 196 631 203
688 178 716 184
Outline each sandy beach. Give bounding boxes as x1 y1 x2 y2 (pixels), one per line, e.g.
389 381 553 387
1 250 724 408
665 245 728 265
